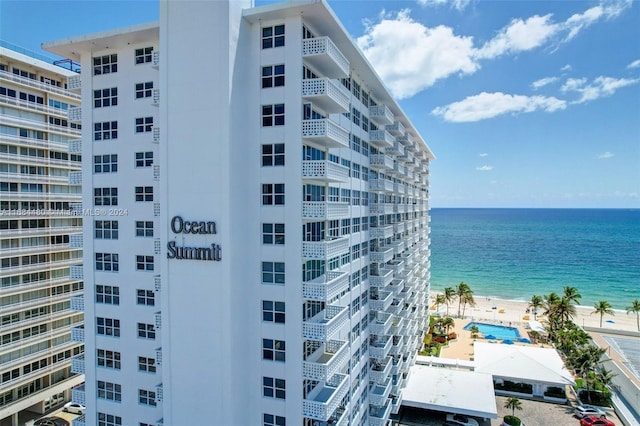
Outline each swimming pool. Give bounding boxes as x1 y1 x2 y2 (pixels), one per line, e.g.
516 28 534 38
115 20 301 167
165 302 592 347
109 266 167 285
463 322 521 340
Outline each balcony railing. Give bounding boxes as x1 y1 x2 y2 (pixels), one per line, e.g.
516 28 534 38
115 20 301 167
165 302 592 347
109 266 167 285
302 160 349 182
302 119 349 149
369 202 394 215
302 37 349 78
369 129 395 148
302 373 349 421
70 295 84 312
370 290 393 312
302 236 349 260
370 268 393 288
303 305 348 342
303 271 349 302
72 415 86 426
302 201 349 221
302 78 349 113
71 325 84 343
369 312 392 336
369 376 392 407
369 336 392 359
68 106 81 122
370 246 393 264
369 105 394 125
369 154 394 171
370 224 394 240
386 141 405 157
369 399 392 426
0 69 81 100
72 384 85 406
303 339 349 381
370 357 392 385
70 354 85 374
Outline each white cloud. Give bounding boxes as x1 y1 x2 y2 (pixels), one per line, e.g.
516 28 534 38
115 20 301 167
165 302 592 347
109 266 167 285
561 64 572 72
432 91 567 122
417 0 471 11
628 59 640 69
476 165 494 171
531 76 559 90
597 151 615 159
479 153 489 157
561 76 640 103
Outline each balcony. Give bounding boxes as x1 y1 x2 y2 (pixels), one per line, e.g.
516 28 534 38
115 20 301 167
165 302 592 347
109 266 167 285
302 160 349 183
369 105 394 125
68 106 81 123
370 224 394 240
369 312 392 336
303 304 348 341
369 399 392 426
390 240 404 256
390 259 405 275
386 141 405 157
389 316 404 335
67 74 81 91
71 354 85 374
370 202 394 215
370 268 393 288
303 339 349 381
72 384 85 406
388 299 402 315
70 265 83 280
303 373 349 421
369 154 394 171
302 37 349 79
302 78 349 113
369 377 392 407
153 88 160 106
71 325 84 343
0 69 80 100
369 336 392 359
369 129 395 148
303 271 349 302
388 279 404 296
370 357 392 385
153 126 160 143
302 119 349 149
386 120 405 136
302 201 349 221
152 51 160 69
391 394 403 414
369 178 394 192
370 290 393 312
70 295 84 312
302 236 349 260
370 246 393 264
68 171 82 185
72 415 86 426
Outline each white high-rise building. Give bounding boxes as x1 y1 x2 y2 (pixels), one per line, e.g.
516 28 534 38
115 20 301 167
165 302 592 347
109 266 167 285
0 45 84 425
44 0 434 425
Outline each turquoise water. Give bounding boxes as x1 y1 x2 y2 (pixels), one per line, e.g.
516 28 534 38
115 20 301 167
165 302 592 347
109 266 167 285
429 208 640 310
463 322 521 340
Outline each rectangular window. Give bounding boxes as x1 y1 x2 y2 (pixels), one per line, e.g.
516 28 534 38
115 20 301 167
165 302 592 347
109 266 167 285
137 323 156 339
262 25 285 49
94 154 118 173
94 88 118 108
262 262 285 284
136 255 154 271
97 381 121 401
137 289 155 306
135 221 154 237
135 151 153 167
135 186 153 202
95 253 119 272
97 349 121 370
362 115 369 132
262 223 285 245
262 65 285 88
261 184 285 205
263 414 286 426
135 117 153 133
94 121 118 141
341 218 351 236
261 144 285 166
262 104 285 127
94 187 118 206
135 82 153 98
352 163 360 179
96 285 120 305
352 217 361 233
96 317 120 337
352 244 361 260
138 356 156 373
263 376 286 399
341 189 350 204
98 413 122 426
93 54 117 75
262 338 286 362
262 300 285 323
95 220 119 239
135 47 153 64
352 107 361 126
138 389 156 406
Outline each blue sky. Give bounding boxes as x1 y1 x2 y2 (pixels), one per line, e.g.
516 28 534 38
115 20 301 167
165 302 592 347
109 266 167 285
1 0 638 208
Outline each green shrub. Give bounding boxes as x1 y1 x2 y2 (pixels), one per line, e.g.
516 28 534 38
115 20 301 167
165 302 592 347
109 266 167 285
504 415 521 426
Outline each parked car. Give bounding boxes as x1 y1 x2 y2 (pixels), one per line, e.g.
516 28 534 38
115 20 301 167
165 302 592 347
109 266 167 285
445 413 480 426
580 415 615 426
34 417 70 426
575 405 606 418
63 401 85 414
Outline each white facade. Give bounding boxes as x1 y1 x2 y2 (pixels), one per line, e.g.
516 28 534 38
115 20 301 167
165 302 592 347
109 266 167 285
0 46 85 425
44 1 434 425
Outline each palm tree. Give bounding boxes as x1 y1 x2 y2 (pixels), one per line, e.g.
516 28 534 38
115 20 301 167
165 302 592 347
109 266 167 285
592 300 615 328
529 295 543 320
455 282 471 317
504 397 522 417
434 293 446 315
597 366 617 389
469 325 479 339
442 317 455 334
461 291 476 317
543 292 560 317
626 299 640 332
443 287 456 316
563 286 583 305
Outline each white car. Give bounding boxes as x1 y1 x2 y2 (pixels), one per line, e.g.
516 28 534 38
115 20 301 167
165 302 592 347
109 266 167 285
445 413 480 426
62 402 85 415
574 405 606 418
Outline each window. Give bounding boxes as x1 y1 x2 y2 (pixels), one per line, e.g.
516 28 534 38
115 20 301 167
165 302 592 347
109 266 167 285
97 349 121 370
262 144 285 166
136 255 154 271
341 219 351 236
135 47 153 64
94 88 118 108
137 289 155 306
262 104 285 126
138 356 156 373
263 376 286 399
352 244 361 260
94 154 118 173
262 262 284 284
95 253 119 272
135 186 153 202
93 54 117 75
362 115 369 132
135 82 153 98
351 296 361 315
262 65 285 88
262 223 285 245
352 107 361 126
263 414 286 426
135 117 153 133
135 151 153 167
138 389 156 406
262 338 286 362
262 184 284 205
95 220 119 239
94 121 118 141
262 300 285 323
97 381 121 402
97 317 120 337
352 217 361 233
262 25 285 49
136 221 154 237
98 412 122 426
94 187 118 206
96 285 119 305
137 323 156 339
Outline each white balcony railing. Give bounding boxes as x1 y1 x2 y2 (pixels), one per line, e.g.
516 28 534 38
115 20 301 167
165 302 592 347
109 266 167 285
303 305 348 342
70 354 85 374
302 37 349 78
369 154 394 170
302 339 349 381
302 78 349 113
370 268 393 288
370 290 393 312
386 120 405 136
302 160 349 182
369 399 392 426
369 129 395 148
302 201 349 221
302 373 349 421
302 119 349 149
369 105 394 125
303 271 349 302
302 236 350 260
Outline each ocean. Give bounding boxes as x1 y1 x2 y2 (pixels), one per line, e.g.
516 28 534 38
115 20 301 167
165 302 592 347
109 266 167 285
428 208 640 310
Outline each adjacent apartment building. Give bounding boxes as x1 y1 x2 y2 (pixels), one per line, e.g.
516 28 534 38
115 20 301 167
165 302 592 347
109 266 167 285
43 0 434 425
0 45 85 425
